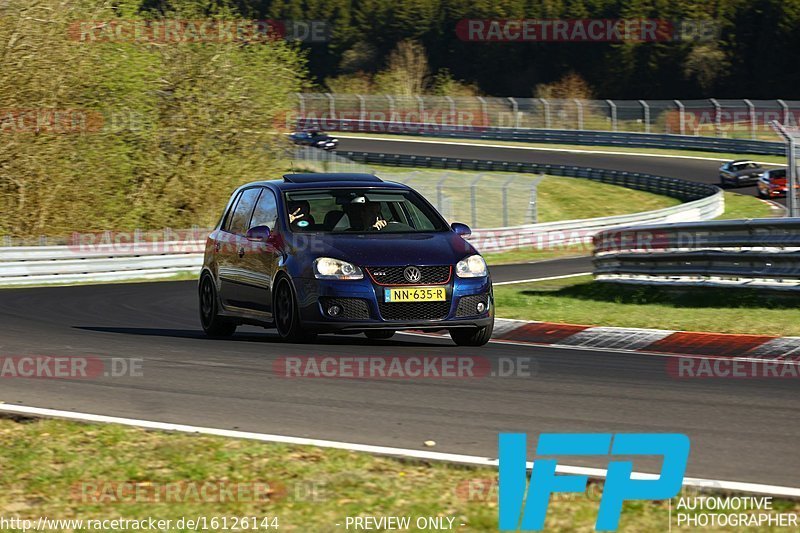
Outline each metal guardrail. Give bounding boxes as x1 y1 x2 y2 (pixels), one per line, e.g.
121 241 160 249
593 219 800 289
0 152 723 286
299 118 785 156
0 241 204 286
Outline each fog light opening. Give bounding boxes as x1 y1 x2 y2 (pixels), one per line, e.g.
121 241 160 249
328 304 342 317
476 302 486 313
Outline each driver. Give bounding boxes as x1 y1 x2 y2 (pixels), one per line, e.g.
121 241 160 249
354 201 387 230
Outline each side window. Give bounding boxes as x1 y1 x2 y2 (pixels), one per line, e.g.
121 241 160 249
221 191 242 232
228 188 261 236
250 188 278 230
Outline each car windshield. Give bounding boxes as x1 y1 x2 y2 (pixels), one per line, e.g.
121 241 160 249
731 162 759 170
284 188 449 233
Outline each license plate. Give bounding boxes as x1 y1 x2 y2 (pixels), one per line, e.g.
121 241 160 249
384 286 446 302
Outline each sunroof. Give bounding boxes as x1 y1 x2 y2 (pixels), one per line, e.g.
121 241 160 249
283 173 382 183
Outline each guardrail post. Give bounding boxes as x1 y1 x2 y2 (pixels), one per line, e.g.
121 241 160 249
606 100 617 131
574 99 584 130
325 92 335 120
674 100 685 135
639 100 650 133
743 99 756 140
710 98 721 137
470 175 483 227
778 99 789 125
508 97 520 129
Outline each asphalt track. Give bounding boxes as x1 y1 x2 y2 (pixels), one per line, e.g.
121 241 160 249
338 136 782 201
0 142 797 491
1 272 799 487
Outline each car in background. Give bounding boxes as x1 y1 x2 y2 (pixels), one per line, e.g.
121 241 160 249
718 160 763 187
199 173 494 346
757 168 789 198
289 130 338 151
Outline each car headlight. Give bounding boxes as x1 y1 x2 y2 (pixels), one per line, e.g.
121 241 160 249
456 254 488 278
313 257 363 280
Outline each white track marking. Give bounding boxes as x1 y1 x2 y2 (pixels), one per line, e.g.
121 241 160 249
338 134 785 166
1 404 798 498
493 272 591 285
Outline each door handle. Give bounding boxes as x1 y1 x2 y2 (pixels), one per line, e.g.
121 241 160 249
238 247 245 258
214 242 221 253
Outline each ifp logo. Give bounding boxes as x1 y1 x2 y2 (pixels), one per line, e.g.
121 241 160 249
498 433 689 531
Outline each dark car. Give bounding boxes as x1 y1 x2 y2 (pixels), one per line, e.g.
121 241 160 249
757 168 789 198
718 160 763 187
199 173 494 346
289 130 338 151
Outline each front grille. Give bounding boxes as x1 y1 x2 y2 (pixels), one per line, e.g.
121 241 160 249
378 301 451 321
367 265 451 285
456 294 488 318
321 298 370 320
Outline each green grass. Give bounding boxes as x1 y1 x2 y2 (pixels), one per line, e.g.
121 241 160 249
338 132 787 164
374 167 680 228
1 417 797 532
718 191 781 219
494 276 800 336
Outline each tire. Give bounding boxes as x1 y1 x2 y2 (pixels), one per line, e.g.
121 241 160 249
199 274 237 337
365 330 395 340
273 277 310 342
449 321 494 347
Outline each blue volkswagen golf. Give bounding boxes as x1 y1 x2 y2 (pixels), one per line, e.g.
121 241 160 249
199 173 494 346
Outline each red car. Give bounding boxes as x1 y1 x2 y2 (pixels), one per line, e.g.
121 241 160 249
756 169 789 198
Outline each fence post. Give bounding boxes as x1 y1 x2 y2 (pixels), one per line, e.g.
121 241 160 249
606 99 617 131
386 95 395 119
417 95 425 122
325 92 335 120
445 96 456 125
508 97 520 129
540 98 551 129
436 175 448 213
502 176 516 226
296 93 305 120
710 98 721 137
357 94 366 122
470 175 483 227
674 99 685 135
574 99 584 130
476 96 489 127
527 174 545 224
778 99 789 125
743 99 755 140
639 100 650 133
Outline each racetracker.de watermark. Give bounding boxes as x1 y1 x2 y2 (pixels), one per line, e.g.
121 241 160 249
0 356 142 379
71 481 283 504
273 355 536 379
456 19 719 42
668 357 800 379
69 19 330 43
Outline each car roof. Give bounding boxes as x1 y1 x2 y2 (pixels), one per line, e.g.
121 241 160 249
235 174 410 192
730 159 756 164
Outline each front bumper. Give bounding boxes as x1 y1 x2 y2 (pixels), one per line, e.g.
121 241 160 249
293 274 493 333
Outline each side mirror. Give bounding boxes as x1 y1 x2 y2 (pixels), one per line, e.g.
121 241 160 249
246 225 271 242
451 222 471 237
